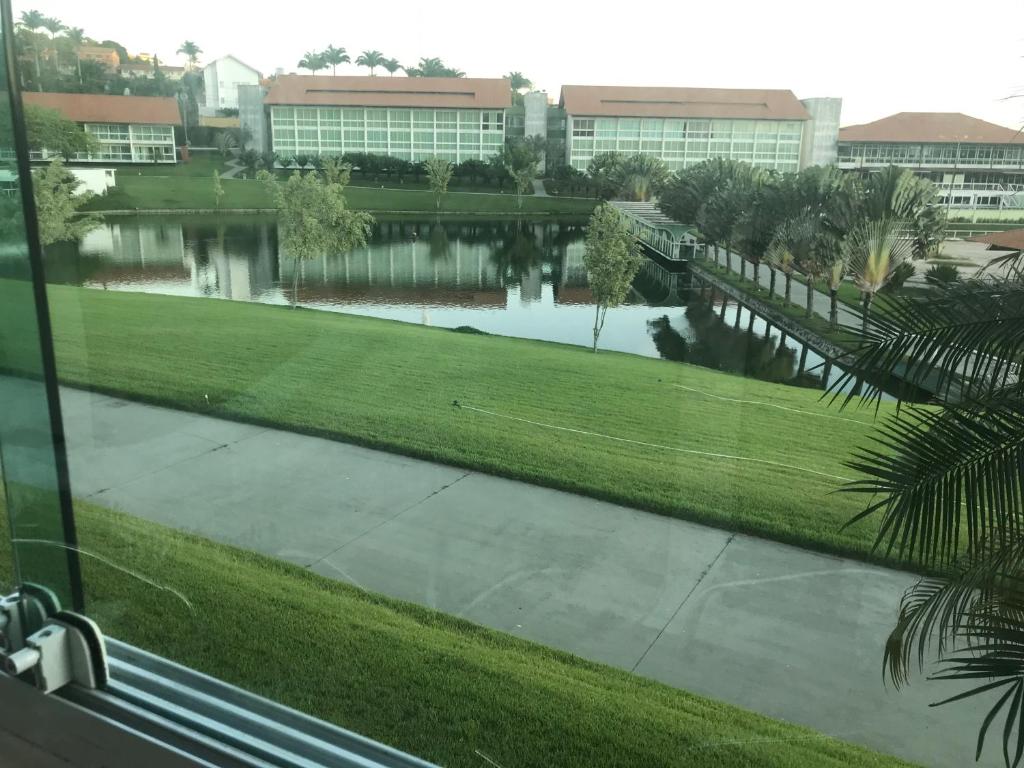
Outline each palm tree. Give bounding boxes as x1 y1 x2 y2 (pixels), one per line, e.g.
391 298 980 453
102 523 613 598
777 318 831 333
405 57 463 78
829 250 1024 767
505 71 532 92
613 154 669 202
659 157 741 267
356 50 385 76
63 26 85 84
321 45 350 75
18 10 46 86
40 16 63 70
177 40 202 71
843 218 914 333
381 57 402 76
734 168 779 289
298 51 326 75
767 215 813 306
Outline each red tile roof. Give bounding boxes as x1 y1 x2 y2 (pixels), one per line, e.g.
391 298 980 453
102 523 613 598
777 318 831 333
264 75 511 109
839 113 1024 144
969 228 1024 251
23 92 182 126
559 85 810 120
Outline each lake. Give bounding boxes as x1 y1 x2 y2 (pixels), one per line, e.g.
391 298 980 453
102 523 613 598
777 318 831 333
40 214 836 390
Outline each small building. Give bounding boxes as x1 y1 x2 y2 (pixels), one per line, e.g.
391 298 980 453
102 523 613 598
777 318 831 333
76 45 120 72
23 92 181 164
263 75 511 162
837 113 1024 210
969 228 1024 256
559 85 836 172
120 60 186 81
203 55 262 112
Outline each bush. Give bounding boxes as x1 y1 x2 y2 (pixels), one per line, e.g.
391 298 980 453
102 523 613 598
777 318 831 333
924 263 961 286
881 261 916 294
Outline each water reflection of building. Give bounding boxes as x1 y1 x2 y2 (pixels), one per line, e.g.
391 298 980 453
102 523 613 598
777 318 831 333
79 220 187 284
278 238 509 307
195 223 276 301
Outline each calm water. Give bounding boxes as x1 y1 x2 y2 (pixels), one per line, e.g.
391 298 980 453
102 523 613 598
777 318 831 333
39 214 836 389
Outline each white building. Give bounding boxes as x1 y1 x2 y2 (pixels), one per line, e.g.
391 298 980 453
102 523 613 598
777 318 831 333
837 113 1024 211
203 55 261 112
265 75 511 162
559 85 838 173
22 92 181 164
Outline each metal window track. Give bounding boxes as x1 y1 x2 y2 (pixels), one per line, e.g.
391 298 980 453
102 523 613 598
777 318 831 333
59 639 438 768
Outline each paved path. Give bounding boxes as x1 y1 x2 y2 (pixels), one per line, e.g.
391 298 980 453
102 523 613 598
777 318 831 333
220 157 245 179
532 178 548 197
57 386 994 768
712 251 862 328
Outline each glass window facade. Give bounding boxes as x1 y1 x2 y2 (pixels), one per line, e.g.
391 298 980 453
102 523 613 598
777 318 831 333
30 122 176 164
837 141 1024 169
567 115 804 171
270 105 506 162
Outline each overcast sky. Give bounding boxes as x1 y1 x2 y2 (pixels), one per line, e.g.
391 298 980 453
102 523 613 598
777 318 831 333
15 0 1024 129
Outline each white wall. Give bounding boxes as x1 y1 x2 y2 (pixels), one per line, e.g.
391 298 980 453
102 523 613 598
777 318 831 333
69 167 116 195
203 56 260 111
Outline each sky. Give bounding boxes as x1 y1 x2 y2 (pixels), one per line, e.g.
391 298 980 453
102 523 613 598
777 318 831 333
16 0 1024 129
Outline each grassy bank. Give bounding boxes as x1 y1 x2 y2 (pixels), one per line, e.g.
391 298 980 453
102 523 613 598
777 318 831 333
82 174 597 215
699 262 855 349
0 498 913 768
41 284 903 563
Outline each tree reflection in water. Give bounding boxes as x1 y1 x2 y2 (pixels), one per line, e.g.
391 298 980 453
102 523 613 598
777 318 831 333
647 296 824 389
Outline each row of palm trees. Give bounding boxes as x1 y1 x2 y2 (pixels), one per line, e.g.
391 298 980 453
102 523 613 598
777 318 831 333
296 49 473 78
659 160 944 332
17 10 86 84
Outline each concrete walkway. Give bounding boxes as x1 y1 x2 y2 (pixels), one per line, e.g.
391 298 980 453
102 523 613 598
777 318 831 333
532 178 548 197
58 386 994 768
220 157 245 179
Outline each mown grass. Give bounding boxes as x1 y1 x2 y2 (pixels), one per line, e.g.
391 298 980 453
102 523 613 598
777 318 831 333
81 175 597 215
41 283 904 564
0 497 915 768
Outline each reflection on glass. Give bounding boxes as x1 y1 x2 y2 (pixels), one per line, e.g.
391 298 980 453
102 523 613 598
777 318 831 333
0 8 79 612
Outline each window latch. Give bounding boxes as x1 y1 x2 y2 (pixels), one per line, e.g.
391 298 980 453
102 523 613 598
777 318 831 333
0 591 108 693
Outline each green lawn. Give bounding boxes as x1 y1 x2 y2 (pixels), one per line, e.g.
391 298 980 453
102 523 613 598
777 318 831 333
82 174 597 215
0 498 913 768
39 284 905 564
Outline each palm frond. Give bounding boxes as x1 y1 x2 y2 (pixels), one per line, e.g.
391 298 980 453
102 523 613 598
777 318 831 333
841 399 1024 565
832 279 1024 407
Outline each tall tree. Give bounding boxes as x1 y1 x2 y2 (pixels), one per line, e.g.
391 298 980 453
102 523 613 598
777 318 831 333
32 159 101 246
40 15 64 71
381 57 402 76
404 57 464 78
356 50 385 76
734 169 779 288
583 204 644 352
843 218 913 333
767 214 814 306
63 26 85 84
18 10 46 88
505 71 532 92
322 45 350 75
659 157 740 266
501 138 543 209
177 40 202 70
260 170 374 306
612 154 669 203
424 156 454 209
586 151 624 200
298 51 326 75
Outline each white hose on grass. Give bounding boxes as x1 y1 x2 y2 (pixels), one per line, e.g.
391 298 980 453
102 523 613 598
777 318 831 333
670 383 871 425
453 401 855 484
